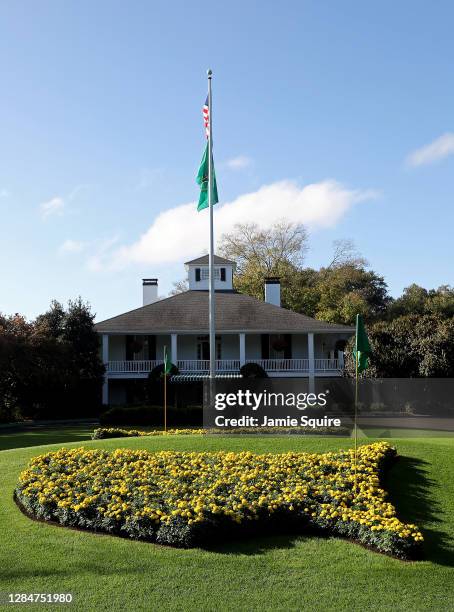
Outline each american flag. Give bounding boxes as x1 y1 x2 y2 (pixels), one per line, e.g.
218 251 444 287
202 96 209 138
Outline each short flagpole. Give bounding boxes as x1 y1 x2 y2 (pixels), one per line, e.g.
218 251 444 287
207 69 216 404
163 346 167 433
354 314 359 493
354 349 358 493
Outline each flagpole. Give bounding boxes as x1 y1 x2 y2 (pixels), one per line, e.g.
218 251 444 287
164 346 167 433
207 69 216 398
354 314 359 493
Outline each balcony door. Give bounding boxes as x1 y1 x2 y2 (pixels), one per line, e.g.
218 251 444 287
197 335 221 360
262 334 292 359
126 335 156 360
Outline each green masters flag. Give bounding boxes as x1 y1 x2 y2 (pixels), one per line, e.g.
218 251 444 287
353 314 371 373
196 143 219 211
163 346 173 375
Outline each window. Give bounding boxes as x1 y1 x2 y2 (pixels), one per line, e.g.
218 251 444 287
200 268 220 280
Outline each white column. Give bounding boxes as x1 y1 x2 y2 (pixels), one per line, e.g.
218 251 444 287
171 333 178 364
307 332 315 374
308 333 315 393
239 333 246 366
102 334 109 405
338 350 344 369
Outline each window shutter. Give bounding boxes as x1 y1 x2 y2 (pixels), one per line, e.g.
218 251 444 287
147 335 156 360
220 267 226 281
195 268 201 282
284 334 292 358
126 335 134 360
261 334 270 359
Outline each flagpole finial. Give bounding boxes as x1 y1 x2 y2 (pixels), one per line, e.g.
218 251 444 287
207 69 213 78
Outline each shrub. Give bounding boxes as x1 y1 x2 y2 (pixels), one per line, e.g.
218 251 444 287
99 404 202 426
92 427 204 439
148 363 180 383
92 426 351 439
240 362 268 378
15 442 423 559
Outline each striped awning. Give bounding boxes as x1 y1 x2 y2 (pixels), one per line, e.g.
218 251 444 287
170 373 243 383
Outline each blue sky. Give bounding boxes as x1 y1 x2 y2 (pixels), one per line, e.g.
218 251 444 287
0 0 453 321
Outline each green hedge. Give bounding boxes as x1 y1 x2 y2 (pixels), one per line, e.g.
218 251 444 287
100 404 202 426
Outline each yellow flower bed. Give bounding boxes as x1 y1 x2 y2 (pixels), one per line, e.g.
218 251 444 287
15 442 423 558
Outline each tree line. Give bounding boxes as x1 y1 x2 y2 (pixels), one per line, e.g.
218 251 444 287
215 221 454 378
0 299 104 422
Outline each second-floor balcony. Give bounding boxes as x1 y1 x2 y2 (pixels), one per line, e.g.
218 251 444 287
106 358 342 377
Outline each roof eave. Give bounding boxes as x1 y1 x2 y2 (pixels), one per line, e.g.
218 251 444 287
95 327 355 335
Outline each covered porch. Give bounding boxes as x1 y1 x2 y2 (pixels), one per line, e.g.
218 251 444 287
102 331 347 379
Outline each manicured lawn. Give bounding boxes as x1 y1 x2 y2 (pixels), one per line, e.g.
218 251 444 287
0 425 94 451
1 432 454 611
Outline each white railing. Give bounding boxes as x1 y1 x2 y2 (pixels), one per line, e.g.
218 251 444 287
107 358 341 374
107 360 162 373
177 359 241 372
245 359 310 372
315 358 340 371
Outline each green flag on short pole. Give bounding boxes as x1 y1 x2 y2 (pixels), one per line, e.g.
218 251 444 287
352 314 371 492
353 314 371 373
163 346 172 375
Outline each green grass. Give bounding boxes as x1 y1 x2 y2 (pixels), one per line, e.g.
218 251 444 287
1 431 454 611
0 425 94 450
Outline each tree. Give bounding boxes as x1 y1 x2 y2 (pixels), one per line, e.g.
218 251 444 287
388 284 454 319
218 221 309 307
344 315 454 378
169 279 189 295
328 239 368 269
34 300 66 338
0 299 104 422
427 285 454 317
218 223 389 323
314 265 390 324
426 285 454 318
219 220 308 274
387 284 428 319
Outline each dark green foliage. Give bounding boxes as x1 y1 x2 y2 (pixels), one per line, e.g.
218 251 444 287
148 362 179 382
0 299 104 422
344 314 454 378
99 404 202 427
387 284 454 320
240 362 268 378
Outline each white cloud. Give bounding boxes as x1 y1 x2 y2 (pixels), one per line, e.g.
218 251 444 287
86 236 121 272
93 179 377 270
40 196 65 218
59 239 86 254
406 132 454 167
39 184 89 219
225 155 252 170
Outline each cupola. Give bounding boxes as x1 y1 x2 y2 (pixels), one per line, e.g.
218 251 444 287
184 254 236 291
